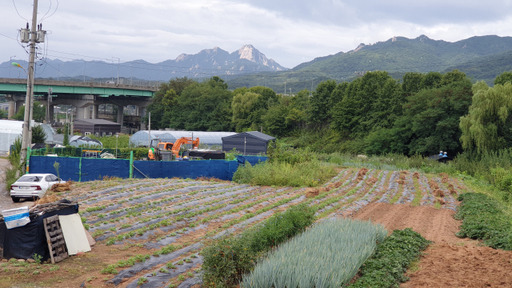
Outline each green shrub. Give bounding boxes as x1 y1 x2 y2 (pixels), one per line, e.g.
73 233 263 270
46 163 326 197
201 204 315 287
202 234 256 287
242 219 387 288
249 204 315 252
233 160 336 187
455 193 512 250
349 228 431 288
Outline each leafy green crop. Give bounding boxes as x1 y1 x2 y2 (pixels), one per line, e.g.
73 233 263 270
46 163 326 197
455 193 512 250
349 228 431 288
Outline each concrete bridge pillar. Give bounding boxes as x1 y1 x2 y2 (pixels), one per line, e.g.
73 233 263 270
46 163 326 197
77 106 92 119
15 100 24 116
116 105 124 126
139 106 147 130
92 104 99 119
8 101 15 119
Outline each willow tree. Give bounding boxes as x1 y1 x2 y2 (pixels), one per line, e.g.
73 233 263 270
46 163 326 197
460 81 512 154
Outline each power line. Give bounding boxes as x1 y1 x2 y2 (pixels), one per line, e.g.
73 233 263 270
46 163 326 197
0 31 18 41
39 0 59 22
11 0 28 22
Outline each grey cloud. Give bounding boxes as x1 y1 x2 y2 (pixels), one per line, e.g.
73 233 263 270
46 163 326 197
238 0 512 26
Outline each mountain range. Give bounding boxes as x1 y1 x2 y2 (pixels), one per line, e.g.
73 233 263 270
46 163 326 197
2 35 512 91
0 44 286 83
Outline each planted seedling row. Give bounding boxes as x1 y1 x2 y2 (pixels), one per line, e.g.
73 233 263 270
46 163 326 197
106 189 307 285
327 170 390 218
87 183 257 232
315 170 383 218
117 189 308 287
76 168 467 287
102 186 300 245
97 187 258 243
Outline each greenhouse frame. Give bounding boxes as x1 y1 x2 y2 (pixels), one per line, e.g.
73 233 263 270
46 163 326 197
129 130 237 148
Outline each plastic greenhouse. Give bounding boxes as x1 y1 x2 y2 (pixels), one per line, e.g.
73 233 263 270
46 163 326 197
0 120 23 153
129 130 236 148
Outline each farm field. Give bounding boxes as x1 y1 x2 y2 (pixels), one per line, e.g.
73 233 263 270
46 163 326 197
2 167 512 287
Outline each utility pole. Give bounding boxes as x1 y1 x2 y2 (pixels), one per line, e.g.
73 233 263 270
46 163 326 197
20 0 39 170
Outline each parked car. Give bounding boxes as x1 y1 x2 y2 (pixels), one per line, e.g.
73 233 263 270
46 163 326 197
10 173 64 202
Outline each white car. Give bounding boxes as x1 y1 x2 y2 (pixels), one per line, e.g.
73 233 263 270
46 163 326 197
10 173 64 202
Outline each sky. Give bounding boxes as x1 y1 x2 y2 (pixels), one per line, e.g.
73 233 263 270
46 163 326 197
1 0 512 69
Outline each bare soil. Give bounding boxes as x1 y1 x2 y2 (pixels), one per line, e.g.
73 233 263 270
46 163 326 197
1 165 512 287
352 202 512 288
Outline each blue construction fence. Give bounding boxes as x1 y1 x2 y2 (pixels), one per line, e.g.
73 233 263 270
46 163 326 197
28 155 267 182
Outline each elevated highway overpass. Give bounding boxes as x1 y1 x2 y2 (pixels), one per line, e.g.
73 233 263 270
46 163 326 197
0 78 157 130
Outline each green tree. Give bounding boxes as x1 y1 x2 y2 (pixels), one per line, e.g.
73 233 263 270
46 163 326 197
362 71 472 156
13 101 46 123
232 91 261 131
398 71 473 155
63 124 69 146
169 77 233 131
231 86 278 132
402 72 425 96
331 71 402 137
31 125 46 144
0 109 7 119
420 72 442 89
308 80 337 127
494 71 512 86
263 104 289 137
460 81 512 153
146 78 196 129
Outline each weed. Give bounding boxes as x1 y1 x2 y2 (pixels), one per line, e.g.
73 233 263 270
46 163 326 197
32 253 43 265
137 277 148 285
49 265 60 272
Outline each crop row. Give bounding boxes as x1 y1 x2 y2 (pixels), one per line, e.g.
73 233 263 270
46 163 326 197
69 168 467 287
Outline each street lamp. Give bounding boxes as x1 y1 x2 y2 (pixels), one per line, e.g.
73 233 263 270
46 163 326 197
11 62 25 71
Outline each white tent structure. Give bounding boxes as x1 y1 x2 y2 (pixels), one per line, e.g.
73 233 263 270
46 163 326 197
0 120 23 153
129 130 236 147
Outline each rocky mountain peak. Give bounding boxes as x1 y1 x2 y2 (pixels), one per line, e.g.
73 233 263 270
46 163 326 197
238 44 260 62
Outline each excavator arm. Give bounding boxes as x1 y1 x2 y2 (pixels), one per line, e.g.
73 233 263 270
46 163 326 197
171 137 199 158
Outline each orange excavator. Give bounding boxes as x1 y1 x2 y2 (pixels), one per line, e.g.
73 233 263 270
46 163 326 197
148 137 200 160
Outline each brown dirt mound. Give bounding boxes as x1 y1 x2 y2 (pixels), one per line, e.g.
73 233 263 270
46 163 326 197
51 182 72 192
351 203 512 287
305 188 319 198
356 168 368 181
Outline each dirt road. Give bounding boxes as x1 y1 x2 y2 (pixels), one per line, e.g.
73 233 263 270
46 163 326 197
352 202 512 287
0 157 29 211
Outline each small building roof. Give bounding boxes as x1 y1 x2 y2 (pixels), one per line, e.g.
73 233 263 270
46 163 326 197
74 119 121 126
222 131 276 142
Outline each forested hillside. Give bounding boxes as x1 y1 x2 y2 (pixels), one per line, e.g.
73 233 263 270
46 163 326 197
147 70 512 158
227 35 512 91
